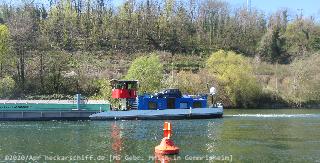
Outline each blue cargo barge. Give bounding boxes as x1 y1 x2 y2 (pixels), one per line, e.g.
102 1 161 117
90 80 223 120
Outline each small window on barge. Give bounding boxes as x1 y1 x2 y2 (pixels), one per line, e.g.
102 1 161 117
148 101 158 110
193 101 202 108
179 102 188 109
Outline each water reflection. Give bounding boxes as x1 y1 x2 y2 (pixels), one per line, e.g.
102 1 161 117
206 120 223 154
111 122 122 163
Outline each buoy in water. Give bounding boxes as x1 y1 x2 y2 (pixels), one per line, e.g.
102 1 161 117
155 122 180 155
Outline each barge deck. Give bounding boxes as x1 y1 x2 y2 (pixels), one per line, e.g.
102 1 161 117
0 95 110 121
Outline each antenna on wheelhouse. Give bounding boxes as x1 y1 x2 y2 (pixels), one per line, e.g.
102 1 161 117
246 0 251 12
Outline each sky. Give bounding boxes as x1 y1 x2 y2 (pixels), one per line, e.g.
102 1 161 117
1 0 320 18
225 0 320 17
113 0 320 19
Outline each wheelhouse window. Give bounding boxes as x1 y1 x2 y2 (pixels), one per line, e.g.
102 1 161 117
110 80 138 90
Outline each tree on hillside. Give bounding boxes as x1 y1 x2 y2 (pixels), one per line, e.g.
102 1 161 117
257 10 288 63
0 25 11 77
163 70 215 95
206 50 262 108
7 5 39 94
125 53 163 93
282 18 318 59
257 27 286 63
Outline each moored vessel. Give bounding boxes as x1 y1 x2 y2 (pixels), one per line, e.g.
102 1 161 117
90 80 223 120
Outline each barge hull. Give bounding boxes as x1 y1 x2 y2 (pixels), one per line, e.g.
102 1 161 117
91 113 223 120
0 111 99 121
90 107 223 120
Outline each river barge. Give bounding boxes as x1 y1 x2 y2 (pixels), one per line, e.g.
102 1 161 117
90 80 223 120
0 80 222 121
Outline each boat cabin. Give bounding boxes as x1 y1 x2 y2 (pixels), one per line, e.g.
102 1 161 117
137 89 207 110
110 80 207 110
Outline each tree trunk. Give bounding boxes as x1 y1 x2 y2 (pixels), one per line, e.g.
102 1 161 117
40 52 44 93
20 50 25 93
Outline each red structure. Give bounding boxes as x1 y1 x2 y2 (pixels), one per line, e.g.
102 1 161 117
112 89 137 99
111 80 138 99
110 80 138 110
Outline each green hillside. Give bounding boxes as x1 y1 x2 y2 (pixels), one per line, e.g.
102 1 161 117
0 0 319 108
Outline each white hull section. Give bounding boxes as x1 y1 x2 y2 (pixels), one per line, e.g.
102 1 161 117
90 107 223 120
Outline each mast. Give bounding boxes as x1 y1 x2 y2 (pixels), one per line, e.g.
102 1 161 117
246 0 251 12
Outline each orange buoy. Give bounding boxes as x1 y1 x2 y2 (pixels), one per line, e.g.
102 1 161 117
155 122 180 155
163 122 172 138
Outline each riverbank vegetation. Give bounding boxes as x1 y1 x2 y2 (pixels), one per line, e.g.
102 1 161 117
0 0 319 108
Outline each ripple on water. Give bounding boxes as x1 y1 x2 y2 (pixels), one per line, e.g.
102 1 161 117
1 110 320 162
225 114 320 118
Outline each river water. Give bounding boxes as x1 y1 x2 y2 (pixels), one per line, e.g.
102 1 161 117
0 109 320 162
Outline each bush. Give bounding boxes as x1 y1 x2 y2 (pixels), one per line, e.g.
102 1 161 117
125 53 163 93
162 70 215 95
0 76 15 98
281 53 320 107
91 79 118 105
206 50 262 108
